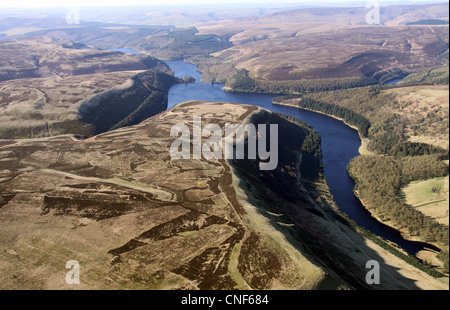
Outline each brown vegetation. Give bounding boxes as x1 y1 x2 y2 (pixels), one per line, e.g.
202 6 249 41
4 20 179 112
0 37 178 139
1 101 445 289
200 25 448 87
0 36 170 82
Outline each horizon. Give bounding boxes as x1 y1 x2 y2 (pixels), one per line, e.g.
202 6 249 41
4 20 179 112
0 0 448 8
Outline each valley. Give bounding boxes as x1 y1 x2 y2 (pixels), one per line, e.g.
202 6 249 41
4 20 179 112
0 37 180 139
0 101 446 290
0 1 448 291
275 80 449 274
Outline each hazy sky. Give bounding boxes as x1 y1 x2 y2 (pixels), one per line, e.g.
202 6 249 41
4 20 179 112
0 0 446 8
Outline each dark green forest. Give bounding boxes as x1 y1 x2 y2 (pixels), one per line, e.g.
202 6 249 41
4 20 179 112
272 73 449 274
348 155 448 244
274 96 371 137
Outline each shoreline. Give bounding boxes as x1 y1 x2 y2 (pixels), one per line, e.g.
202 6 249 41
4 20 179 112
228 117 447 288
272 101 374 156
353 188 443 251
168 62 446 268
271 100 443 253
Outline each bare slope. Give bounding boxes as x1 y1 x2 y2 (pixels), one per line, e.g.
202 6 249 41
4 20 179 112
195 2 450 33
0 37 179 139
0 36 170 82
205 25 448 85
0 101 446 290
22 27 231 61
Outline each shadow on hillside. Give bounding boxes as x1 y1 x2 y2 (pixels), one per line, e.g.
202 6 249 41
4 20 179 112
229 112 428 290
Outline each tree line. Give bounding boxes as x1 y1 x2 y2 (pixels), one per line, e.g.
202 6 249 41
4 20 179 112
348 155 449 245
274 96 371 137
225 69 378 94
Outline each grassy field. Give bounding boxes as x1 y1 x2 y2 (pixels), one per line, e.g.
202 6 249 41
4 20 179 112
403 176 449 226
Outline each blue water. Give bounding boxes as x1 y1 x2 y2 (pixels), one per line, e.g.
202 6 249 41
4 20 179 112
166 60 436 255
384 78 404 85
109 48 141 55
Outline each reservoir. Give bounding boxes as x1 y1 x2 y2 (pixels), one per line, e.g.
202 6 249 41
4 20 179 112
384 77 405 85
109 48 141 54
166 59 437 256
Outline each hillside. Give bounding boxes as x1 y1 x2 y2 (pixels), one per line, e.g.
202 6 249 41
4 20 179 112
272 3 449 26
193 25 449 90
0 101 446 290
4 3 447 82
21 26 232 61
275 82 449 273
0 36 170 82
0 2 449 292
194 2 449 31
0 37 180 139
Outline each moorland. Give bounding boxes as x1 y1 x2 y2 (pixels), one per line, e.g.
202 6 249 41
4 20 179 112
0 1 449 289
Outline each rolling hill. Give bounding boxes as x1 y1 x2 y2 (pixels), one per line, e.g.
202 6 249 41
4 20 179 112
0 37 180 139
0 101 446 290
